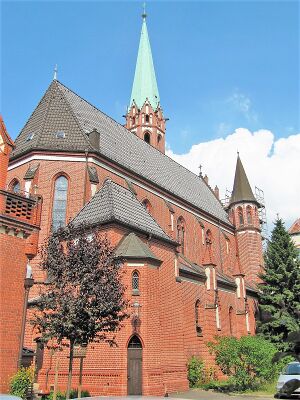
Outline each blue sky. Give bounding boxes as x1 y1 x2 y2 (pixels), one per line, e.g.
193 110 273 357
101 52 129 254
1 0 299 154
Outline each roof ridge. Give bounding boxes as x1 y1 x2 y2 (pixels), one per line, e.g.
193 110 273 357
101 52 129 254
107 179 115 220
55 81 210 188
55 81 92 149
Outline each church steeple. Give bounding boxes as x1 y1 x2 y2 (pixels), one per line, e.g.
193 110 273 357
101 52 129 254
129 11 160 111
125 8 166 153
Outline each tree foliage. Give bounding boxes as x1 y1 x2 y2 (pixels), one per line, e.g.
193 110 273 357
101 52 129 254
257 218 300 350
208 336 285 391
9 367 34 399
32 223 128 398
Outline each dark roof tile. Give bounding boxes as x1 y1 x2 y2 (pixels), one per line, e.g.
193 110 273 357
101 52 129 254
12 80 231 225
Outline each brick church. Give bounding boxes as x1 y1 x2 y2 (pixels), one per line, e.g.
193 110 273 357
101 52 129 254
2 11 264 396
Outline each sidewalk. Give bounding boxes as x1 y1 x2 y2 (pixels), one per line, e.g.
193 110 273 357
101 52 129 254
169 388 274 400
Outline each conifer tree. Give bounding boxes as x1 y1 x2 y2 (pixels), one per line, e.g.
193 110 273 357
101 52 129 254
257 218 300 351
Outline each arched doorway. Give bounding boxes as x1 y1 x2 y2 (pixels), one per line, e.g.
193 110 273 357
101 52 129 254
127 335 142 395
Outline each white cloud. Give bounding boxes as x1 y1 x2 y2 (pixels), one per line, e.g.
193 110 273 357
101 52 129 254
226 90 258 122
166 128 300 230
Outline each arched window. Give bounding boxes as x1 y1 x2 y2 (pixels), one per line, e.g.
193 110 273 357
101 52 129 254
132 116 135 126
195 300 202 336
10 179 20 194
128 335 142 348
237 207 244 226
229 306 234 336
177 217 185 254
246 206 252 225
142 199 152 213
157 134 162 143
145 114 150 123
132 271 139 294
144 132 150 144
52 175 68 230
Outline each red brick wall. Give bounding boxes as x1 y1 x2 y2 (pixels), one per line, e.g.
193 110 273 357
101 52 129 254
0 234 27 392
7 155 261 395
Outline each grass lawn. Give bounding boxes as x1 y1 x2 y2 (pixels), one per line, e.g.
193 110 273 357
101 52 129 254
238 381 277 396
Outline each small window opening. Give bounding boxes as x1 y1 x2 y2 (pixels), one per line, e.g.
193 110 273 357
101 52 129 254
144 132 150 144
55 131 65 139
26 133 34 142
142 199 151 213
177 217 185 254
145 114 150 123
195 300 202 336
246 207 252 224
132 271 140 295
12 180 21 194
238 207 244 226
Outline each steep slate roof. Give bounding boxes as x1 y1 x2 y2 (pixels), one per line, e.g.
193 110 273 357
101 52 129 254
129 16 160 110
11 80 230 225
72 179 172 243
230 155 256 205
115 232 161 262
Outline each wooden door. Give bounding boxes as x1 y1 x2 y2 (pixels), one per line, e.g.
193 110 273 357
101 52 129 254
127 336 142 395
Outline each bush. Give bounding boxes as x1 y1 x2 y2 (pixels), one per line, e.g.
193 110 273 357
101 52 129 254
187 356 204 387
9 367 34 399
46 388 91 400
69 389 90 398
208 336 281 391
46 391 66 400
201 379 235 392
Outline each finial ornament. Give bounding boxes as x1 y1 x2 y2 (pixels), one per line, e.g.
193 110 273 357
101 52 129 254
142 2 147 20
53 64 58 80
198 164 202 177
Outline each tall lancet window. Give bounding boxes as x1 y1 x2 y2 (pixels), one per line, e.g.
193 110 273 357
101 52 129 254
52 175 68 231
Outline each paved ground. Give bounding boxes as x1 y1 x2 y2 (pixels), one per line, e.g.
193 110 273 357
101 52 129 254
169 388 274 400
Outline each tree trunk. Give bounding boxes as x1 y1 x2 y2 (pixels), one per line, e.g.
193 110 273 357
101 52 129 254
66 342 74 400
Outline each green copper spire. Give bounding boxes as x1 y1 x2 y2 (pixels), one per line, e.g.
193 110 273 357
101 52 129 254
130 11 160 110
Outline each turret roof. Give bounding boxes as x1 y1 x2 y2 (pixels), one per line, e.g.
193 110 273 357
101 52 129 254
129 15 160 110
72 179 173 243
115 232 161 262
230 155 256 205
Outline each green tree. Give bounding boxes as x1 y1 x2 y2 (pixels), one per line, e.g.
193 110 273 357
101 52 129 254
257 218 300 350
208 336 281 391
32 223 128 399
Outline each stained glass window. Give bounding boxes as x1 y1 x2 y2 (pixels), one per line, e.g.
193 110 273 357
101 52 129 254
52 176 68 230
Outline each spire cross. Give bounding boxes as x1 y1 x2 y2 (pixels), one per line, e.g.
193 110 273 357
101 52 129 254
53 64 58 80
198 164 202 177
142 2 147 20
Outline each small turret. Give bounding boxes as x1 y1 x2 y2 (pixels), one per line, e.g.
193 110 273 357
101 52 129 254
228 154 263 284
